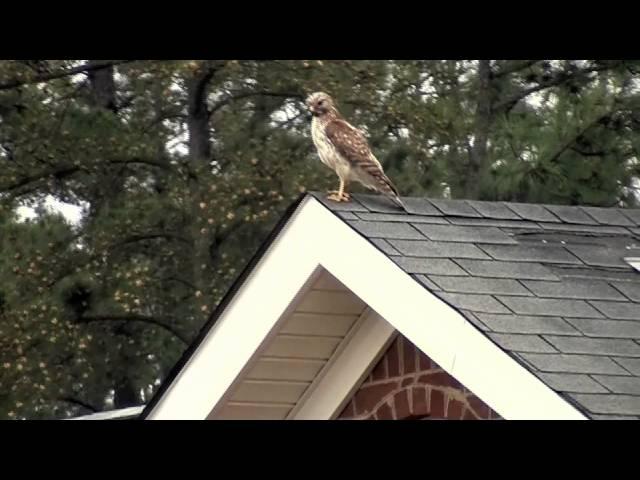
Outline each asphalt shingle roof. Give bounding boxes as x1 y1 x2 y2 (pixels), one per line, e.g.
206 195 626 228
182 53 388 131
311 192 640 420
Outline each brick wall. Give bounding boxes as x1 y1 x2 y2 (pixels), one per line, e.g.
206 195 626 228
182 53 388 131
338 334 501 420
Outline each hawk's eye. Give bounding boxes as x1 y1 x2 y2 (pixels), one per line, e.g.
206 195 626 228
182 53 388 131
318 100 324 106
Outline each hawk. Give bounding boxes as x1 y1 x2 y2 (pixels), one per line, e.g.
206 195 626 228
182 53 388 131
306 91 405 209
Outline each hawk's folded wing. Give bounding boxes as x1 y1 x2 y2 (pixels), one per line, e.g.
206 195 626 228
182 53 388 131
325 119 400 197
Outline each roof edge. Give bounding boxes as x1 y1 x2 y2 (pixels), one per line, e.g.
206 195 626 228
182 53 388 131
139 192 310 419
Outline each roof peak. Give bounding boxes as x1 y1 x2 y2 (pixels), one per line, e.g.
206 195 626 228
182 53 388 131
307 191 640 227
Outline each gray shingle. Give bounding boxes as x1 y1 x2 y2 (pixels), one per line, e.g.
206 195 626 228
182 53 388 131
592 376 640 395
611 282 640 302
566 245 630 269
538 223 629 235
591 301 640 321
506 203 560 222
448 218 541 229
520 353 629 374
511 352 541 371
353 194 403 213
466 201 522 220
390 256 467 276
497 296 603 318
535 372 608 393
476 313 580 335
428 276 530 296
549 266 640 283
316 193 640 420
459 310 489 331
347 221 424 239
545 205 598 225
429 199 482 217
413 275 441 291
542 336 640 357
511 231 610 246
434 292 510 314
488 333 556 353
388 240 490 259
590 414 640 420
370 238 401 256
479 244 582 264
569 394 640 415
401 197 443 216
413 224 516 244
582 207 635 226
566 318 640 339
355 212 448 224
336 211 359 220
521 279 625 301
455 259 559 280
620 208 640 226
312 193 368 212
614 357 640 375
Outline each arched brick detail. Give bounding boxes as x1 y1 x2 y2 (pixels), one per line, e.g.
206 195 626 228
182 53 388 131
338 335 501 420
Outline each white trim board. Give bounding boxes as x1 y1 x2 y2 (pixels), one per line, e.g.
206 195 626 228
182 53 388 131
288 308 397 420
69 405 145 420
145 196 588 420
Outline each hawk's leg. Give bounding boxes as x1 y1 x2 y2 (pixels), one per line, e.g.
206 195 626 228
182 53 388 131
327 179 350 202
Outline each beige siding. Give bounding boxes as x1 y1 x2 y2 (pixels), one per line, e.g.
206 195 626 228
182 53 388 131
213 402 293 420
231 380 310 404
246 358 326 382
212 270 367 419
264 335 342 360
280 313 358 337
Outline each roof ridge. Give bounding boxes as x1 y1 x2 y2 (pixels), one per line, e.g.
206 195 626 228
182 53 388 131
308 190 640 211
307 191 640 228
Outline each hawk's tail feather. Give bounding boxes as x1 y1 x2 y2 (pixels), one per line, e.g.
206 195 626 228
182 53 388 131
377 174 407 212
389 193 407 211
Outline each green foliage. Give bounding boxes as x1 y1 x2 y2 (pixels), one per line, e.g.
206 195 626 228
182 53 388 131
1 59 640 419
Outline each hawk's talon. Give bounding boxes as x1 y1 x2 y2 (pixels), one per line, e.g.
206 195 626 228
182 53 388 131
327 190 351 201
327 192 350 202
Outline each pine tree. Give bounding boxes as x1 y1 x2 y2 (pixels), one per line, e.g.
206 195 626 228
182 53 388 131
1 59 639 419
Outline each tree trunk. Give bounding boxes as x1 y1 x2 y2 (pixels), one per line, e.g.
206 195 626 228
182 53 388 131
186 65 216 164
113 377 140 409
87 60 117 112
186 62 219 326
85 60 122 218
462 60 492 199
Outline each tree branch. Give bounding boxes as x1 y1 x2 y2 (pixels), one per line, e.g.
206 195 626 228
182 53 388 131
569 146 607 157
494 62 622 112
164 276 199 291
492 60 541 78
0 60 136 91
60 397 99 413
109 232 192 251
209 90 305 117
546 111 614 164
77 314 190 344
1 157 172 195
109 157 172 170
1 165 80 193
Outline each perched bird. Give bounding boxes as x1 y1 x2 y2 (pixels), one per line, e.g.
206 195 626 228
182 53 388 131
306 91 405 209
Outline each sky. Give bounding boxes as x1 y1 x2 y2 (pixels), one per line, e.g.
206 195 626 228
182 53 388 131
16 195 84 224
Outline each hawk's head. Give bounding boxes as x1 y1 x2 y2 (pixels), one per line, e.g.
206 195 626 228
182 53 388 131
306 91 336 118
